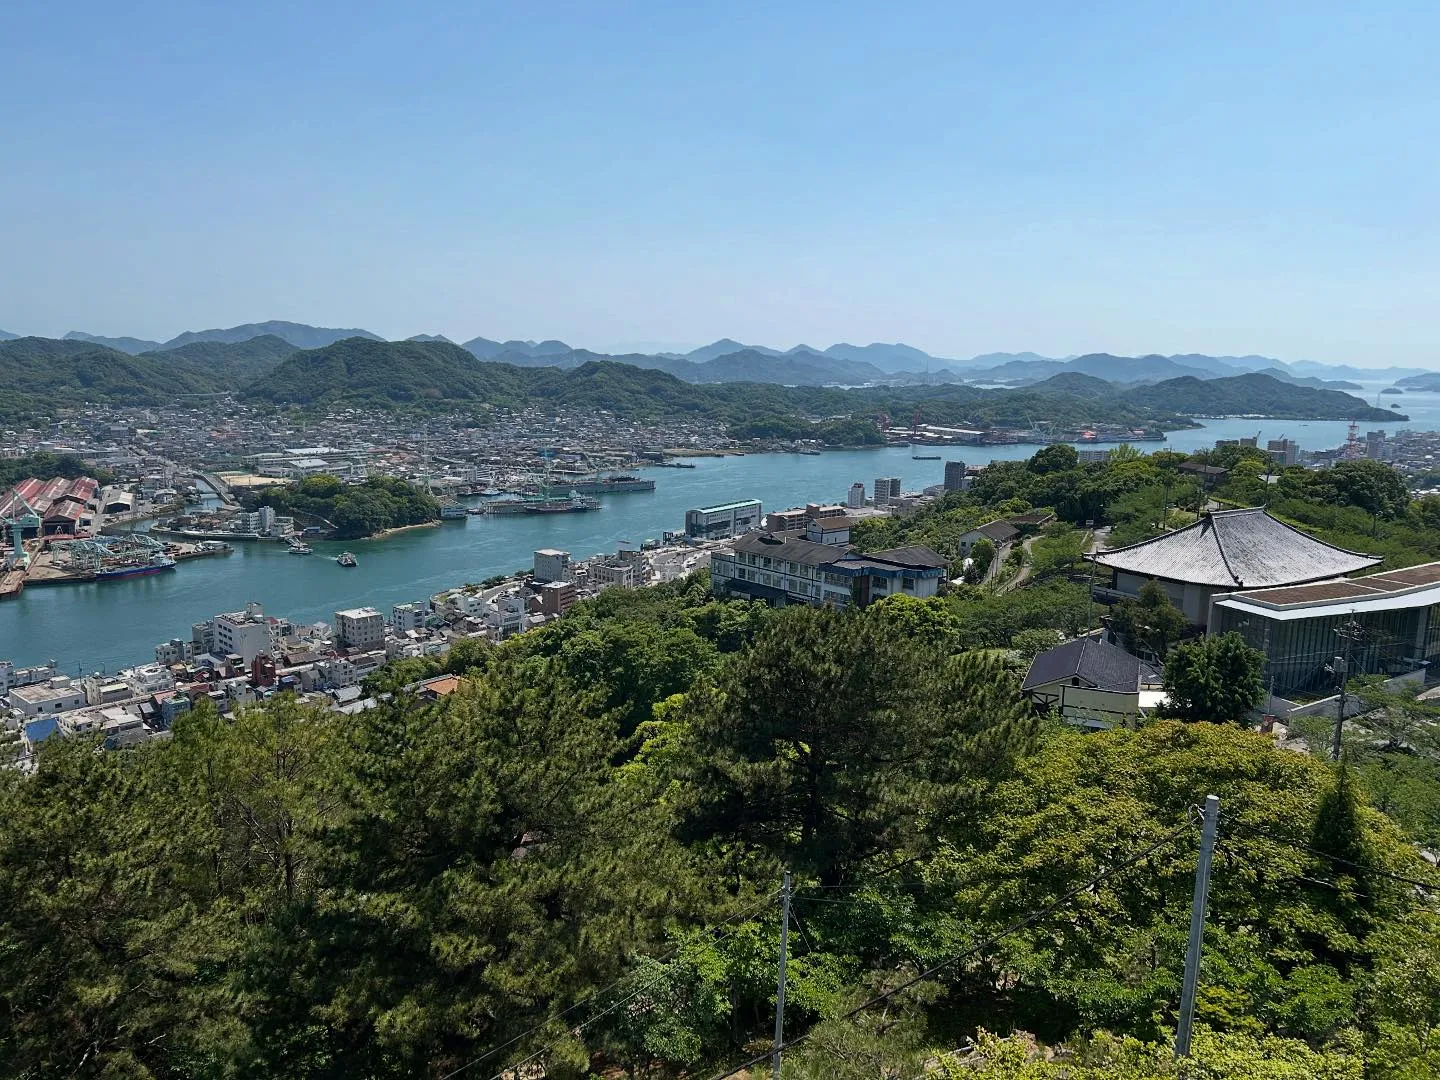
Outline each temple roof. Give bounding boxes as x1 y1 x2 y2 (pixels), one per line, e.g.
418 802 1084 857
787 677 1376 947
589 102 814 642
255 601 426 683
1088 508 1380 589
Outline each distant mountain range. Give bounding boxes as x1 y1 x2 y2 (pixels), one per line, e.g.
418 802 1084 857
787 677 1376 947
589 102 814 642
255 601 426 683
61 321 382 354
16 319 1435 388
1 335 1405 430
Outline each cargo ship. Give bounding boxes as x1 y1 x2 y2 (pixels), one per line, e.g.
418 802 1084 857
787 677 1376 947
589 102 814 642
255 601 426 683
96 554 177 581
570 474 656 494
523 494 601 514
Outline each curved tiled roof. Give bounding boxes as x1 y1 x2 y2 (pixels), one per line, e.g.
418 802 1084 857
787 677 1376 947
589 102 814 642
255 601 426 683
1088 508 1380 588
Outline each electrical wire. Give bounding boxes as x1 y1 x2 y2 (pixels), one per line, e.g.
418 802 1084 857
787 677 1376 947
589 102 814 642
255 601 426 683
436 889 779 1080
1222 817 1440 891
706 822 1195 1080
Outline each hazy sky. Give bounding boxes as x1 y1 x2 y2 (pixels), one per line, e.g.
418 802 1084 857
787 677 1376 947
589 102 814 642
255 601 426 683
3 1 1437 365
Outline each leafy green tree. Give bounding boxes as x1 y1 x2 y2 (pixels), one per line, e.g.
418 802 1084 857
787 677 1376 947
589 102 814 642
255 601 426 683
678 606 1035 885
1158 632 1265 724
966 537 996 583
1030 443 1079 475
1108 580 1187 660
1324 459 1409 528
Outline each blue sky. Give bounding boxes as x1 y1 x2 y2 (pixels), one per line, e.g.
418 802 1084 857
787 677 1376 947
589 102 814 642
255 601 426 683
2 1 1437 364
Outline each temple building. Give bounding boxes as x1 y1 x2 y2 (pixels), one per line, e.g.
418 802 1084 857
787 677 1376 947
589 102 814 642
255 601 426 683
1088 508 1380 628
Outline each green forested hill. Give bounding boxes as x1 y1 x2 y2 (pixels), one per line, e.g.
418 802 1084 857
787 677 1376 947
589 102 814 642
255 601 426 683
244 336 533 406
1123 372 1401 420
0 336 223 411
144 333 298 383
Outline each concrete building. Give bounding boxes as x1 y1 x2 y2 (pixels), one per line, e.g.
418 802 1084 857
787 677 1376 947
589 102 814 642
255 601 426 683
1266 439 1300 466
685 499 762 540
1022 637 1163 729
1077 449 1112 465
334 607 385 650
533 548 572 583
1210 560 1440 700
847 482 866 510
1366 430 1388 460
8 676 86 719
154 638 194 666
804 516 855 546
873 477 901 506
210 603 276 665
392 602 428 633
943 460 968 491
1089 507 1381 629
711 535 948 609
0 660 58 696
538 579 578 616
589 561 637 589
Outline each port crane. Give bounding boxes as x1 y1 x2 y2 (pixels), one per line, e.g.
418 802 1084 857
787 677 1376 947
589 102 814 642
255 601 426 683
1 494 41 569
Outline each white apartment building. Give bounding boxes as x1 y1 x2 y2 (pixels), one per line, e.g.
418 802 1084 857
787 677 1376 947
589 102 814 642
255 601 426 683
212 603 275 665
8 677 87 719
0 660 59 696
847 482 865 509
392 602 429 633
334 607 385 650
533 548 572 584
155 638 194 665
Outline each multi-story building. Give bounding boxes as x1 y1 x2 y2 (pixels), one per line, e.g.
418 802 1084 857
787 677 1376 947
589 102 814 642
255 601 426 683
1366 431 1388 460
0 660 58 696
334 607 385 650
873 477 901 505
533 548 572 583
155 638 194 666
711 534 948 609
943 460 968 491
538 580 577 615
589 561 637 589
847 482 866 509
685 500 762 539
210 603 276 665
1266 439 1300 466
392 602 429 633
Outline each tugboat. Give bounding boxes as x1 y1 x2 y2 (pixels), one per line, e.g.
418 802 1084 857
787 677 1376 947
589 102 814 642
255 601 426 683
336 551 357 567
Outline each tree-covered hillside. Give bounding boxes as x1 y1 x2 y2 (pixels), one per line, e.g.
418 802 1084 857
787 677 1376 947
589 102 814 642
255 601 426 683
0 336 223 413
144 333 298 384
1124 373 1399 421
1 586 1437 1077
241 473 440 539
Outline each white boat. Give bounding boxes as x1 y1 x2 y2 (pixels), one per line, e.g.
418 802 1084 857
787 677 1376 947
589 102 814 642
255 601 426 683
336 551 357 567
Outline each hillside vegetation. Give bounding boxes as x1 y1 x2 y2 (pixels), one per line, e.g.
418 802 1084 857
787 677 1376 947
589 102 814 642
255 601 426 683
2 585 1437 1077
240 473 441 539
1126 373 1396 420
143 334 299 383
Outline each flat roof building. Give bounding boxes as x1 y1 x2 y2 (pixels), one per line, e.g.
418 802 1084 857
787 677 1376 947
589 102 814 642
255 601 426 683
1210 561 1440 700
685 499 762 540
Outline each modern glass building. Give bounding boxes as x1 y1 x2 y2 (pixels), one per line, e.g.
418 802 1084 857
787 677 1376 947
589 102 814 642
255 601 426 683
1210 563 1440 699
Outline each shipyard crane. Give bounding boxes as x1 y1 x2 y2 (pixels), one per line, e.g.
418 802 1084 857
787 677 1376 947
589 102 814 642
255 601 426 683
1 494 41 569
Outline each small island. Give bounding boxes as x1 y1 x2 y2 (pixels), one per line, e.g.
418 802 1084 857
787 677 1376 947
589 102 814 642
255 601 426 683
246 474 441 540
1380 387 1405 395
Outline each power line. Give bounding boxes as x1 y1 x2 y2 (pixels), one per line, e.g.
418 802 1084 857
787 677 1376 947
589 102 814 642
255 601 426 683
437 889 779 1080
707 823 1195 1080
1222 818 1440 892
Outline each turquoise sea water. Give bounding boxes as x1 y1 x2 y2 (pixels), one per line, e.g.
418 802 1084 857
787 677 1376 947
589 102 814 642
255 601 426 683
4 391 1436 673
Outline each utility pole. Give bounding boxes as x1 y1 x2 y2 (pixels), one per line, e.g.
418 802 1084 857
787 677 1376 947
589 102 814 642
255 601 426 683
1332 618 1365 760
1176 794 1220 1060
772 870 792 1080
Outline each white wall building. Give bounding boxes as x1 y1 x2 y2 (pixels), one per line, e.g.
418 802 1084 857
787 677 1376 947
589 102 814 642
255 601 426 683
334 607 385 650
533 548 572 583
8 677 86 719
212 603 275 665
847 482 865 510
392 602 428 633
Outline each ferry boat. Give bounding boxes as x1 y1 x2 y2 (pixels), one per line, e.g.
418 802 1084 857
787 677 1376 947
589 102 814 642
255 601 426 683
911 454 942 460
439 502 469 520
96 553 177 581
336 551 357 567
570 474 656 494
288 542 313 555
